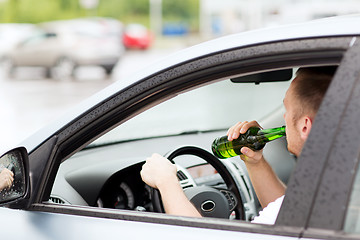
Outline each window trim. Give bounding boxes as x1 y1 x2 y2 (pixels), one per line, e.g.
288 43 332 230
30 203 303 238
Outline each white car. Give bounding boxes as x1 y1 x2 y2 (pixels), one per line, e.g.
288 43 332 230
1 15 360 240
1 18 124 80
0 23 36 56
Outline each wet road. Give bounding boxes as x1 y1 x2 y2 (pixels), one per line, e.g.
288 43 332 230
0 47 182 152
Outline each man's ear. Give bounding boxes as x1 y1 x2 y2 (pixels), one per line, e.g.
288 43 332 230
298 116 313 141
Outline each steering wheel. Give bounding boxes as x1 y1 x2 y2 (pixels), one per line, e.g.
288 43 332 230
151 146 245 220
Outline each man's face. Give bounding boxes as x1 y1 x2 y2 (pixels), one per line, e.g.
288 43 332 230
283 81 305 157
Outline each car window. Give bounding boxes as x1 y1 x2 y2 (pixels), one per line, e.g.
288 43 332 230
91 79 291 146
21 33 47 46
344 160 360 233
51 75 294 215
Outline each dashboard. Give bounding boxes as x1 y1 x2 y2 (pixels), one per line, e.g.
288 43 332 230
95 162 227 212
95 162 151 211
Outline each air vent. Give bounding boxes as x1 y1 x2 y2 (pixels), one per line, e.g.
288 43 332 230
177 170 188 181
49 196 66 204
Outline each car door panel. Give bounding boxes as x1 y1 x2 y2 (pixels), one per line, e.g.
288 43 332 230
0 206 303 240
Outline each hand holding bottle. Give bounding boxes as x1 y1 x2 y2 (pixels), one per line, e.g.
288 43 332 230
226 121 265 164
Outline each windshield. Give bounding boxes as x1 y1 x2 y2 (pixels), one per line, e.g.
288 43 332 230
91 79 291 146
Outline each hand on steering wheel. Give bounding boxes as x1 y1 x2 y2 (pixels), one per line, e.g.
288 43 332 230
144 146 245 220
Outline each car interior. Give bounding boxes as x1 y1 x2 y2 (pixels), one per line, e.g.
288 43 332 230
49 68 298 221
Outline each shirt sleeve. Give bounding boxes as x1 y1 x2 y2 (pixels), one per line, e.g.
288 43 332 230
251 195 285 225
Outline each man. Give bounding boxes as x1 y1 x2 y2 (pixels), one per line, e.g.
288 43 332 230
140 66 336 223
0 168 14 191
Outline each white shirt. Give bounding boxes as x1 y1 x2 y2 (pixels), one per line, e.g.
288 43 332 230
251 195 284 225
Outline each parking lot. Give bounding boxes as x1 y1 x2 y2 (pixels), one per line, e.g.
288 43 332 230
0 46 185 152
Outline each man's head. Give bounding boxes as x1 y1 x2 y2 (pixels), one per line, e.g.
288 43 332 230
283 66 337 156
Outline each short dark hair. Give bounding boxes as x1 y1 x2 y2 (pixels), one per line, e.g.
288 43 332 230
293 66 337 118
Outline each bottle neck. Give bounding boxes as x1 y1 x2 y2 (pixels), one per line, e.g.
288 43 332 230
257 126 286 142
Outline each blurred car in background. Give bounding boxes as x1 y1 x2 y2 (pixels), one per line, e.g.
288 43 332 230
122 23 153 50
0 23 36 56
1 18 125 80
86 17 124 42
0 23 37 76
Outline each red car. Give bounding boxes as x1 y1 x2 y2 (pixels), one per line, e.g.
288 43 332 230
122 24 153 50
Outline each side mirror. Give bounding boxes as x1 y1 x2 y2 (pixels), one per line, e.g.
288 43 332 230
0 147 29 204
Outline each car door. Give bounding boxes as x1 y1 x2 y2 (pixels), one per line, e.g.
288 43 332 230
8 35 358 239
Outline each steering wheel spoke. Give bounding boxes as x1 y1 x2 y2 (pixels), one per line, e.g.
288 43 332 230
176 166 197 189
219 189 238 212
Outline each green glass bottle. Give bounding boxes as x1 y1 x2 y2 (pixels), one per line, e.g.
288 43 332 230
211 126 286 159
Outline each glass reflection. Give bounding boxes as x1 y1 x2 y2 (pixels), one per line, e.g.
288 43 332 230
0 150 26 202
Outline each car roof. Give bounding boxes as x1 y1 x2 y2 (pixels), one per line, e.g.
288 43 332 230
19 14 360 152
